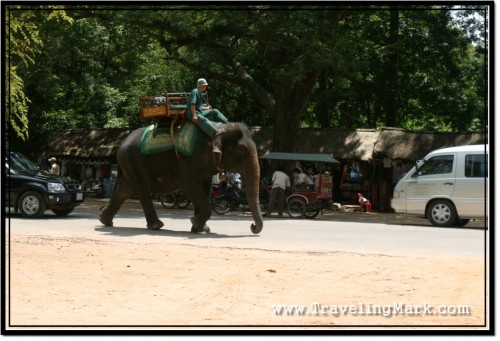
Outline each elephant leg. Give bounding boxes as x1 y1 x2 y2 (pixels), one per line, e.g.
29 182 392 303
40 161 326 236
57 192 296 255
186 181 213 233
98 177 134 227
138 192 164 230
190 208 211 234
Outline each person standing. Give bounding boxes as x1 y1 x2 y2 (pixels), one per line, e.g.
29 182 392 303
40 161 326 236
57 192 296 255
186 78 229 154
264 167 290 218
48 157 60 175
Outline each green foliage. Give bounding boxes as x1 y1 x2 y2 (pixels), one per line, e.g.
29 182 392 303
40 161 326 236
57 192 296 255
6 65 30 140
302 8 487 132
5 8 43 141
6 6 74 143
6 6 488 153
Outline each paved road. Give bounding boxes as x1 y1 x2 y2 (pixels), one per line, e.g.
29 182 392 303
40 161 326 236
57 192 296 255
6 198 488 259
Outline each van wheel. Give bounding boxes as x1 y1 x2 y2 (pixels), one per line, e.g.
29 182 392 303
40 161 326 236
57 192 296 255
19 191 46 218
456 219 470 227
427 200 457 227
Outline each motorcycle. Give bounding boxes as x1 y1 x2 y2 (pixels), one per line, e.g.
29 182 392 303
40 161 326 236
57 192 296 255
212 185 244 215
211 182 269 215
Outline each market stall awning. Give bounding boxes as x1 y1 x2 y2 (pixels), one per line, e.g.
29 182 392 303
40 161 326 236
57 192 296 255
259 152 340 163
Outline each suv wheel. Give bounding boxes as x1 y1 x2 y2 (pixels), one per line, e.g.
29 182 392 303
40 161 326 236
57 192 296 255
19 191 46 218
52 207 75 216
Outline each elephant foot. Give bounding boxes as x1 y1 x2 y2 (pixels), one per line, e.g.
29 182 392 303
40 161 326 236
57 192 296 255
147 220 164 230
98 213 113 227
191 225 211 234
190 217 211 234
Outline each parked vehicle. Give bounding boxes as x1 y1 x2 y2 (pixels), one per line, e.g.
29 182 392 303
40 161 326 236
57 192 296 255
391 144 488 227
212 185 243 215
211 183 269 215
259 152 340 218
6 151 85 218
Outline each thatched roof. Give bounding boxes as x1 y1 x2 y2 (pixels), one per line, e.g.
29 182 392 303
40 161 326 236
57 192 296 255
374 128 487 160
300 129 379 160
251 127 486 161
250 127 379 160
46 126 486 161
46 129 133 158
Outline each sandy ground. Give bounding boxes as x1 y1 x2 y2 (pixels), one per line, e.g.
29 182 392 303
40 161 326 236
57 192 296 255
6 231 487 330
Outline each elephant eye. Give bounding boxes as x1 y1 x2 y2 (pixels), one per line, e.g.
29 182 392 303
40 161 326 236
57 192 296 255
226 142 249 158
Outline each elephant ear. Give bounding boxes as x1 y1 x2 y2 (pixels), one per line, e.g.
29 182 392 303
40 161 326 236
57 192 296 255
218 123 255 171
220 123 244 147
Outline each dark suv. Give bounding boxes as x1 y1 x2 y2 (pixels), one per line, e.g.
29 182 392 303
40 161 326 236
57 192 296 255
6 151 85 217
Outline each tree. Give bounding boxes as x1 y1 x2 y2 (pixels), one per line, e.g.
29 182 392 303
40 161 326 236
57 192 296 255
302 7 486 132
5 5 74 151
8 5 488 156
20 10 188 149
5 7 43 142
99 8 345 152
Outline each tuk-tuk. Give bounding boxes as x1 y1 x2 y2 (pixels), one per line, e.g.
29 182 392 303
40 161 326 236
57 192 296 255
259 152 340 218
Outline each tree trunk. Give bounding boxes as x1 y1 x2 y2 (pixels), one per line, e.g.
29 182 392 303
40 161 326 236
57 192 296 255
317 70 331 128
272 85 299 153
271 69 322 152
386 9 399 127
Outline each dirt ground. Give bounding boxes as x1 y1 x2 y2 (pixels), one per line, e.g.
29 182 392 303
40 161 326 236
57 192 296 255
6 231 487 330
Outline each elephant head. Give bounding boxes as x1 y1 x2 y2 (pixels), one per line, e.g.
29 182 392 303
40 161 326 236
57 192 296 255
218 123 264 234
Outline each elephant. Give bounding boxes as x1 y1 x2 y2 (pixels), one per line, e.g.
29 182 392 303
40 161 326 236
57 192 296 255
98 122 264 234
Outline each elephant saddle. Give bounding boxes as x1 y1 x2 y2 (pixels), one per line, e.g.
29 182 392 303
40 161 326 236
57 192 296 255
140 121 198 156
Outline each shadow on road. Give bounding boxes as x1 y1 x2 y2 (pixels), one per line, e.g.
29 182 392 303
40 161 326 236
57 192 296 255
94 225 259 240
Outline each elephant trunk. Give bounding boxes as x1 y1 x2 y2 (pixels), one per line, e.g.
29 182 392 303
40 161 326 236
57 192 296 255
243 156 264 234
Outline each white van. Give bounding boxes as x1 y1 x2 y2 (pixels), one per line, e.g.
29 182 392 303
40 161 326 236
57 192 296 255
391 144 488 227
